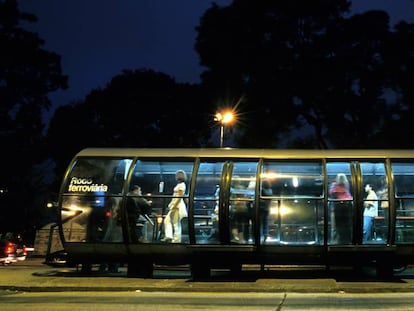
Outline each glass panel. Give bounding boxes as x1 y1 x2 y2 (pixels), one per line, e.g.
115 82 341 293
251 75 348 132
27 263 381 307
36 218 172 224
129 160 194 244
193 161 224 244
393 162 414 244
229 162 257 244
64 158 132 195
327 162 353 245
61 158 132 243
361 162 387 245
261 161 324 245
278 199 322 245
61 194 123 243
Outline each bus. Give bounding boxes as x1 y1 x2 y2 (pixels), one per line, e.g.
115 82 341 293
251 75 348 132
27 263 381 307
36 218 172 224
51 148 414 278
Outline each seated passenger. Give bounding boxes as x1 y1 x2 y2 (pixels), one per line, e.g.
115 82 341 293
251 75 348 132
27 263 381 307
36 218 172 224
126 185 152 243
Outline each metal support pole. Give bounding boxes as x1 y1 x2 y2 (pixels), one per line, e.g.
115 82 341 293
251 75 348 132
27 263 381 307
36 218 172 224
220 124 224 148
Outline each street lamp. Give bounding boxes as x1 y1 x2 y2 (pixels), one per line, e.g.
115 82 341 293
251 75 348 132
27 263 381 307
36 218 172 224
214 110 235 148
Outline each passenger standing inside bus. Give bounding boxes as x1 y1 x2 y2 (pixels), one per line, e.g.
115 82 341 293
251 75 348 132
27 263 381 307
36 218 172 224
161 170 188 243
260 180 273 243
126 185 152 243
363 183 378 242
329 173 353 244
377 179 389 232
230 178 250 243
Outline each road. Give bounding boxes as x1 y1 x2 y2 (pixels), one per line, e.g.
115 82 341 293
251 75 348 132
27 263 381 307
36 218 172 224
2 291 414 310
0 258 414 295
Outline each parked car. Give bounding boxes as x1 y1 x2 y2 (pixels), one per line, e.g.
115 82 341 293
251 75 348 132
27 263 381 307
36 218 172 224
14 241 27 261
0 233 27 265
0 239 18 265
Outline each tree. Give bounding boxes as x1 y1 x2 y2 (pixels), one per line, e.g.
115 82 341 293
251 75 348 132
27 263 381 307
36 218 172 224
196 0 353 148
195 0 414 149
47 69 213 182
0 0 67 235
378 21 414 148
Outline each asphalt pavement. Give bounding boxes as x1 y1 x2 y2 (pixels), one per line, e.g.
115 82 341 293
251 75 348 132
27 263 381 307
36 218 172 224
2 257 414 293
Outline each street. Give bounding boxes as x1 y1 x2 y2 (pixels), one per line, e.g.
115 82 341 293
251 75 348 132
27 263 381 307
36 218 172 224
2 291 414 310
2 257 414 310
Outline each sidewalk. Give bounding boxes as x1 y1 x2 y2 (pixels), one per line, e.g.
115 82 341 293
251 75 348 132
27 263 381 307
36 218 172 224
1 257 414 293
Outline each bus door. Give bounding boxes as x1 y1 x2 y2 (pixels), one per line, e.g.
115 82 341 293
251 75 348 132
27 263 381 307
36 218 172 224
357 161 388 245
226 161 258 245
392 162 414 244
260 160 324 246
326 161 388 246
192 160 227 244
193 160 258 245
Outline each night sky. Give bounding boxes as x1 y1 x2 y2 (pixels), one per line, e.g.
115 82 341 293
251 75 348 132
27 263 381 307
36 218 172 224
19 0 414 123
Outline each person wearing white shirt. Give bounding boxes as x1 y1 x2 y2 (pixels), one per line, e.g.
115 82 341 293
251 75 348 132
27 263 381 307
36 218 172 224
363 183 378 242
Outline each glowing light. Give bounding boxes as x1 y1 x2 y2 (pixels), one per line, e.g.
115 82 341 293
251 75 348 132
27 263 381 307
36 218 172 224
62 204 83 216
279 205 291 216
269 203 291 216
214 109 236 148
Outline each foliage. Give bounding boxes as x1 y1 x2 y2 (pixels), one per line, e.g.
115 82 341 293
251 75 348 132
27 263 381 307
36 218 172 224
47 69 213 178
195 0 414 148
0 0 67 234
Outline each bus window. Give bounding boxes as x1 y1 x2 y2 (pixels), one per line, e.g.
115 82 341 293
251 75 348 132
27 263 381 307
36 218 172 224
229 162 257 244
129 160 194 244
327 162 353 245
61 158 132 243
360 162 387 245
392 162 414 243
193 161 225 244
262 161 324 245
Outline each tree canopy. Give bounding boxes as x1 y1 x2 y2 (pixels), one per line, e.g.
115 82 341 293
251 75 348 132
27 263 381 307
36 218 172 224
0 0 67 234
195 0 414 148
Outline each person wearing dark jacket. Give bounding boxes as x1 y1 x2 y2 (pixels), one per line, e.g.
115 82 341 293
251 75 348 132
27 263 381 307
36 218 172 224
126 185 152 242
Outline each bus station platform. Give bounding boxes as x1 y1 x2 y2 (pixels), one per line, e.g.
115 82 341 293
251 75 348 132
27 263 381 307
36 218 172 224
2 257 414 293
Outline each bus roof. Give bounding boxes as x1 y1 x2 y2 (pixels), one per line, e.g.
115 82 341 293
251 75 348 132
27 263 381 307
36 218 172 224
74 148 414 159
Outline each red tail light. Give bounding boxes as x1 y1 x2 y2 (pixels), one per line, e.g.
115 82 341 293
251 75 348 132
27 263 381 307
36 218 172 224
5 242 15 255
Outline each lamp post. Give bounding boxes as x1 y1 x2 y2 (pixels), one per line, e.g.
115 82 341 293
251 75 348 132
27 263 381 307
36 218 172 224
214 110 235 148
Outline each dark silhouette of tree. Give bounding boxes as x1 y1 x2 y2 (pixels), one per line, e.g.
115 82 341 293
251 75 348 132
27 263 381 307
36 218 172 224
196 0 352 148
297 10 391 148
47 69 213 181
0 0 67 235
195 0 414 149
376 21 414 148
